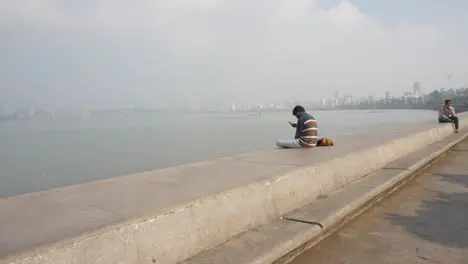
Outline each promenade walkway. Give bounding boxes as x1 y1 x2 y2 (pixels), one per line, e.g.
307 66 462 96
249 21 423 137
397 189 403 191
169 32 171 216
291 139 468 264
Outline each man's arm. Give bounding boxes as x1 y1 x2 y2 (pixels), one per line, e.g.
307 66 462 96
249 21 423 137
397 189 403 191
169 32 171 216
440 106 452 117
295 120 303 139
450 106 456 116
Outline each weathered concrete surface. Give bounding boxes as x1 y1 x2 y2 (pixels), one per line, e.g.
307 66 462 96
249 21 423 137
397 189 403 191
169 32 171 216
182 130 468 264
290 139 468 264
0 114 467 264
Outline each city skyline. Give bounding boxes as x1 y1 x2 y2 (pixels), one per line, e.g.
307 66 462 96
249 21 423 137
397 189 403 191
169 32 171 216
1 82 467 118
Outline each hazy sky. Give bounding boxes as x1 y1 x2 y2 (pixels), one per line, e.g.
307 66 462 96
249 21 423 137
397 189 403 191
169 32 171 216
1 0 467 109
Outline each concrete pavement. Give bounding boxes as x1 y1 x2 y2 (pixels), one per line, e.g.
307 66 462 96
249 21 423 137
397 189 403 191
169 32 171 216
290 139 468 264
1 115 467 264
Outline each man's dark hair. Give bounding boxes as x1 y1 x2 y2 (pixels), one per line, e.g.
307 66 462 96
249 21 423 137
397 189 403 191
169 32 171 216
445 99 452 104
292 105 305 115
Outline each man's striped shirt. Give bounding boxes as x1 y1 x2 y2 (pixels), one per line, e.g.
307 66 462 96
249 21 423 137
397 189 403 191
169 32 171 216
296 113 318 147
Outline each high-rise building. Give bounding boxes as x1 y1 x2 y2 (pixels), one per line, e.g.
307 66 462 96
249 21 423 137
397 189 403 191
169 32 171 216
344 95 353 106
384 91 391 104
321 97 327 108
333 90 340 106
413 82 421 97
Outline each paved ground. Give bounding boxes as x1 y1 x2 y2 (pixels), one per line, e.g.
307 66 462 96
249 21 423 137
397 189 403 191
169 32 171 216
0 124 433 258
290 139 468 264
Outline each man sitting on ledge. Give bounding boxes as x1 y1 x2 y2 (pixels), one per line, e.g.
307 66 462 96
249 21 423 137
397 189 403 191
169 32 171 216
438 99 459 133
276 105 318 148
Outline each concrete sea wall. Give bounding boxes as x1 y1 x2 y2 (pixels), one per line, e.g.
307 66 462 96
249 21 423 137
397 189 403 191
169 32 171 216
1 113 467 264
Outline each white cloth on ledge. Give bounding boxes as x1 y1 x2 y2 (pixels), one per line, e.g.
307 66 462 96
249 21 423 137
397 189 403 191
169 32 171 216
276 139 303 149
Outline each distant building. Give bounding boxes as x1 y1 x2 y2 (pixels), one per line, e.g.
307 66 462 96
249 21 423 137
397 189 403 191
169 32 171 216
333 90 340 106
344 95 353 106
413 81 421 97
413 82 421 97
403 92 412 97
385 91 391 103
321 97 327 108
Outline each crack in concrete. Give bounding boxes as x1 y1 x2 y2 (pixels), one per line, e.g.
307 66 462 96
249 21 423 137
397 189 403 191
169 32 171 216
281 217 324 228
416 248 443 264
382 167 411 170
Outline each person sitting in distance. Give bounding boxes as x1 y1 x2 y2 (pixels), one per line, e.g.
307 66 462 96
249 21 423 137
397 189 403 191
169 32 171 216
438 99 459 133
276 105 319 148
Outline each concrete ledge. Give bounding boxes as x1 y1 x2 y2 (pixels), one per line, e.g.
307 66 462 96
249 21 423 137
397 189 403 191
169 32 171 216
1 113 467 264
183 129 468 264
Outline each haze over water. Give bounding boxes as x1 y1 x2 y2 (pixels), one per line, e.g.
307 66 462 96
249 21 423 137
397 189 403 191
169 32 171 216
0 109 435 197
